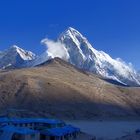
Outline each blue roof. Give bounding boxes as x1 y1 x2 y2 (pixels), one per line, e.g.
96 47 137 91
0 118 9 123
0 125 38 135
0 117 64 124
41 125 80 136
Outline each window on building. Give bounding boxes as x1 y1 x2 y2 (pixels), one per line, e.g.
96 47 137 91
40 134 46 140
50 136 55 140
0 130 3 136
31 134 35 139
12 133 23 140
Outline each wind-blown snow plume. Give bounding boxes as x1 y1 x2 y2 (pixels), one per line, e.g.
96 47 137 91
41 38 69 61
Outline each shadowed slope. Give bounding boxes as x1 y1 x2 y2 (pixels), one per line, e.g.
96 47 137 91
0 58 140 119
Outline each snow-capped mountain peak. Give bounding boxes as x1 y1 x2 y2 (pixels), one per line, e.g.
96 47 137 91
0 45 36 69
63 27 85 39
10 45 19 49
58 27 140 86
9 45 36 60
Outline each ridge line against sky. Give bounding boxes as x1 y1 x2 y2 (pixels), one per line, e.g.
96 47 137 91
0 0 140 70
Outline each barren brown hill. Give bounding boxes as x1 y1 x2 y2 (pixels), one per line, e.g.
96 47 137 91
0 58 140 119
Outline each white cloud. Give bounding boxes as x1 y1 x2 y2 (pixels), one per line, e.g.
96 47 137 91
116 57 134 69
41 38 69 61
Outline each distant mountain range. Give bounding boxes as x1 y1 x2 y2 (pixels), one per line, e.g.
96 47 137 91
0 27 140 86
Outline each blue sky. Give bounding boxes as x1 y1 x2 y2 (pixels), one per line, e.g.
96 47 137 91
0 0 140 69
